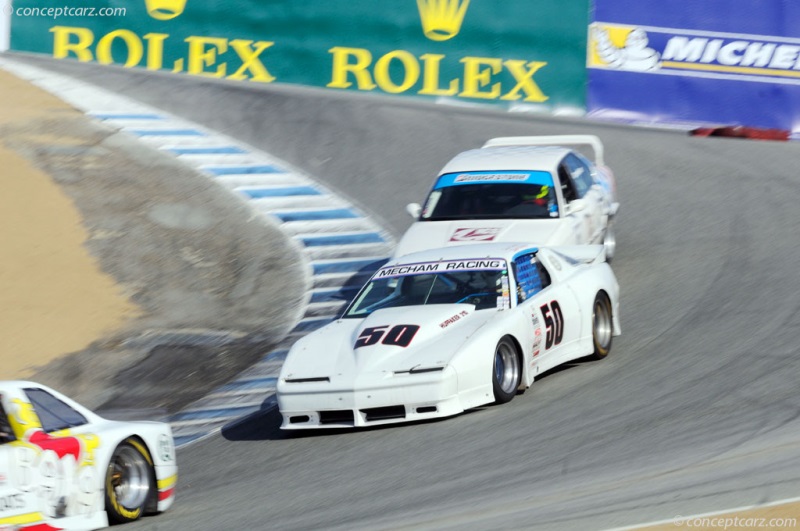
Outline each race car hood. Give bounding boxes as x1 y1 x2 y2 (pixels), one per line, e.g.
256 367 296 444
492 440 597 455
280 304 498 380
394 219 565 257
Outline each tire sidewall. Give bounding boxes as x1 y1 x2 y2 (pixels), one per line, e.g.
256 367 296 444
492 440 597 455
592 292 613 359
492 337 521 404
105 438 153 524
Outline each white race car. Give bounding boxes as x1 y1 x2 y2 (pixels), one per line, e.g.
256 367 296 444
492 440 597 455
398 135 620 260
0 381 177 530
277 243 620 429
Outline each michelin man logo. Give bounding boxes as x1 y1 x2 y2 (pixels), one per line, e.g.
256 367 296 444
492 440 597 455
592 25 661 72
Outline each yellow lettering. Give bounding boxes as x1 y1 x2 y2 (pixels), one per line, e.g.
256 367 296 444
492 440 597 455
143 33 169 71
459 57 502 99
501 60 548 102
50 26 94 62
96 29 143 67
419 53 458 96
185 36 228 78
328 46 376 90
374 50 419 94
228 40 275 82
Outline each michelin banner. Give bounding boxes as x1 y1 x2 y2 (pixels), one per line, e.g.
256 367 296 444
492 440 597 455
8 0 589 111
588 0 800 133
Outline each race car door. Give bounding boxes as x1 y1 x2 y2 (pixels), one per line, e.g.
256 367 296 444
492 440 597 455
513 252 582 372
558 153 605 245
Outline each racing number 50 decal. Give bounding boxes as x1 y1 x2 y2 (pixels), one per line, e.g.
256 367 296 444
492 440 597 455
355 324 420 348
540 301 564 349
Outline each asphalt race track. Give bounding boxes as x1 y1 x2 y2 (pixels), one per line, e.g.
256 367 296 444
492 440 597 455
18 56 800 530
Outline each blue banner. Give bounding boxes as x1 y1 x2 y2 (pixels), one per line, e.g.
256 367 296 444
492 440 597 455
588 0 800 134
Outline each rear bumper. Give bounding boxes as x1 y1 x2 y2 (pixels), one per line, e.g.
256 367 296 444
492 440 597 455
154 465 178 512
277 366 462 429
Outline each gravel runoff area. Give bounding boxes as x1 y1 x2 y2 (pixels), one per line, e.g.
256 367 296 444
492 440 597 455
0 67 308 415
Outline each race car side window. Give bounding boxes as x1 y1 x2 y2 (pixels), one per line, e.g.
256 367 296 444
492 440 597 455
536 258 552 289
557 163 578 202
24 388 87 432
564 153 594 198
513 253 550 302
0 401 15 444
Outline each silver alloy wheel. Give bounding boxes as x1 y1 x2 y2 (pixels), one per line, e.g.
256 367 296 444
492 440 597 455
494 340 520 395
603 224 616 262
110 445 151 510
593 297 613 352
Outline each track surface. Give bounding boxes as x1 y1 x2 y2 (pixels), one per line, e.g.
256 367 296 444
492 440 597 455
20 57 800 530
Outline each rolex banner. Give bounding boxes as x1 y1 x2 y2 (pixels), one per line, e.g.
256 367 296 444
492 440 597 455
588 0 800 133
9 0 590 111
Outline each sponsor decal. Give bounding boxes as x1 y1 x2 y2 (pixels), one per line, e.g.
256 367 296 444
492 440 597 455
453 173 529 183
589 22 800 84
531 310 542 357
6 397 102 519
435 170 554 189
449 228 501 242
375 258 506 278
158 434 174 462
39 1 551 103
439 310 469 329
50 26 276 82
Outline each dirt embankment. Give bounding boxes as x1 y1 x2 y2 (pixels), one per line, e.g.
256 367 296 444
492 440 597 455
0 68 308 413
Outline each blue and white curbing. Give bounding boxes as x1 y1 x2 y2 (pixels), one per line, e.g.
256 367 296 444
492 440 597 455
0 59 395 448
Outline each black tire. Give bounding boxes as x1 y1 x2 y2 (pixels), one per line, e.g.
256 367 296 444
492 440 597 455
492 337 521 404
591 292 614 360
105 438 154 524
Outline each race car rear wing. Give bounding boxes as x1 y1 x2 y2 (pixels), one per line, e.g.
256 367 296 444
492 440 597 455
482 135 605 166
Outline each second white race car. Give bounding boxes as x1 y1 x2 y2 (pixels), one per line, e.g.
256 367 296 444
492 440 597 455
0 381 177 530
398 135 620 260
277 242 620 429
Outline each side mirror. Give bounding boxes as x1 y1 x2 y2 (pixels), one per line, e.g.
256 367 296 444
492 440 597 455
406 203 422 219
566 199 586 214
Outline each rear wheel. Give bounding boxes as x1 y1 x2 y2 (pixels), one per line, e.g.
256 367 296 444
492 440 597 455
591 292 613 360
105 438 153 524
492 337 521 404
603 223 616 263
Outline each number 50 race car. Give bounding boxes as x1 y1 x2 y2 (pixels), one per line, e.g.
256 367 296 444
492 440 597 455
0 381 177 530
277 242 620 429
398 135 620 260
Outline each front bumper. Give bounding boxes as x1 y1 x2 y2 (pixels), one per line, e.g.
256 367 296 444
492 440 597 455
277 366 462 429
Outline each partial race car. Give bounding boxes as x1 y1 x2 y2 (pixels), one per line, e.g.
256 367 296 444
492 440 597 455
277 242 620 429
0 381 177 530
397 135 620 260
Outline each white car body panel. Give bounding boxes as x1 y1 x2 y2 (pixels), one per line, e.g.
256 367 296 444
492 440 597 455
277 243 620 429
0 381 176 530
395 136 619 258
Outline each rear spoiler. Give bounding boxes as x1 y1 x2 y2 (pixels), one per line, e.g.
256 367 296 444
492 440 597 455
482 135 605 166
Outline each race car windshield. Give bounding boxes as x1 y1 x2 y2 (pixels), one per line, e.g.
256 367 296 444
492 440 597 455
343 261 509 318
421 170 558 220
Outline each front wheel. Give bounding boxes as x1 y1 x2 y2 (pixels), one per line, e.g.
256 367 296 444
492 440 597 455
492 337 521 404
105 438 154 524
591 292 614 360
